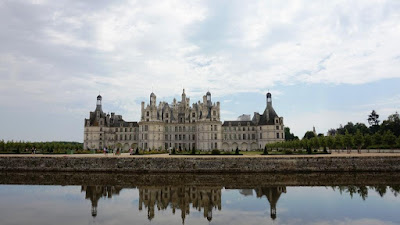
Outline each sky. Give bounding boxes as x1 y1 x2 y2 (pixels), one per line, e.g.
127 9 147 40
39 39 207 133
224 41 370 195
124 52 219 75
0 0 400 142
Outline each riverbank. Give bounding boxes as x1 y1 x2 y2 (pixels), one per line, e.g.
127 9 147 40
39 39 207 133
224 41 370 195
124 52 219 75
1 152 400 172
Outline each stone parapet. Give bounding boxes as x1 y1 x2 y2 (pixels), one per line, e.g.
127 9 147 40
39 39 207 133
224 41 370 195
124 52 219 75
1 156 400 172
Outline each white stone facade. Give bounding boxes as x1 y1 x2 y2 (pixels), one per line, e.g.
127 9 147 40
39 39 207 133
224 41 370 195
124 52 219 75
84 90 284 151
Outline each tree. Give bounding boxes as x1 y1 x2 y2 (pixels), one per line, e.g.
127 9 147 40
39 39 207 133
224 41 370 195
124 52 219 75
344 122 356 135
353 130 364 154
303 131 316 140
343 130 353 153
380 112 400 137
368 110 380 126
191 147 196 155
311 137 320 151
364 134 372 152
335 135 344 152
235 146 239 155
383 131 396 150
284 127 298 141
327 129 337 136
263 146 268 155
373 133 383 151
326 136 334 152
368 110 380 134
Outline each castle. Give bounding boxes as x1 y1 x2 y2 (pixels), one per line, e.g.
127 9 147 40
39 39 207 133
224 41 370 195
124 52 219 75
84 90 284 151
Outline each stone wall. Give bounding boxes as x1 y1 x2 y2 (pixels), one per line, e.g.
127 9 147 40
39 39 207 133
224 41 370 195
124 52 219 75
1 156 400 172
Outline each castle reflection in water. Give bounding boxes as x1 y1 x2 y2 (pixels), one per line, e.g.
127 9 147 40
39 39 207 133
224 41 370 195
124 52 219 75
81 185 286 222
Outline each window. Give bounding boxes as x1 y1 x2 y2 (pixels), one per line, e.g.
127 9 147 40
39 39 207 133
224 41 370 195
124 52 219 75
215 143 217 149
192 113 195 117
260 133 262 139
192 134 195 140
213 111 216 116
145 125 148 131
214 133 217 140
147 111 149 116
243 134 246 140
224 134 227 140
243 127 245 131
183 135 186 140
276 126 279 130
165 135 168 140
214 125 217 131
277 133 280 138
166 113 169 118
252 134 255 139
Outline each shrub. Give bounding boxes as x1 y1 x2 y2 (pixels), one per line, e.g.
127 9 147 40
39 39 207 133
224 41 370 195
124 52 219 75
235 147 240 155
211 149 220 155
284 149 293 154
172 148 176 155
191 147 196 155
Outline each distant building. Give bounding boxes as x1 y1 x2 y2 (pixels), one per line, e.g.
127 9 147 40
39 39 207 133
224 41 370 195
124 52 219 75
84 90 284 151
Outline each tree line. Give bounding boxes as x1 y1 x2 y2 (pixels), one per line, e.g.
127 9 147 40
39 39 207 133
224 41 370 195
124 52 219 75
277 111 400 152
267 130 400 153
0 141 83 153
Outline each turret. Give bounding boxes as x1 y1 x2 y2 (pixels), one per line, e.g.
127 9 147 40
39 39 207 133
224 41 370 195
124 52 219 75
206 91 212 106
96 95 102 112
150 92 156 107
182 89 186 103
266 92 272 107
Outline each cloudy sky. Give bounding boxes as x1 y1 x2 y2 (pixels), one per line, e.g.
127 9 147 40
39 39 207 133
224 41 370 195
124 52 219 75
1 0 400 142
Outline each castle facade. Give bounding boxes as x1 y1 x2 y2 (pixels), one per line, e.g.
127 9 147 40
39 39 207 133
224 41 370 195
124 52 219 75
84 90 284 151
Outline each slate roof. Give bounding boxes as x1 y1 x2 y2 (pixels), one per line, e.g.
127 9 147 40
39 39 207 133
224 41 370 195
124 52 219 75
222 120 256 126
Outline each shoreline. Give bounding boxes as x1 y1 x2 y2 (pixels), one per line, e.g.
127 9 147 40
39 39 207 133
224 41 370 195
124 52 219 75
1 153 400 172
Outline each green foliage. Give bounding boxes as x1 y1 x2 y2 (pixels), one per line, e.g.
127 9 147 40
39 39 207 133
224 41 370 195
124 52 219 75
363 134 372 149
284 127 298 141
368 110 380 126
373 133 383 146
0 141 83 153
303 131 316 139
284 149 293 154
344 130 353 150
211 149 220 155
353 130 364 149
263 146 268 155
383 131 396 148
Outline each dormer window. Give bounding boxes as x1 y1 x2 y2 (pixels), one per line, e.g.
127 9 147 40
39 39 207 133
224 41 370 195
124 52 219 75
146 111 150 117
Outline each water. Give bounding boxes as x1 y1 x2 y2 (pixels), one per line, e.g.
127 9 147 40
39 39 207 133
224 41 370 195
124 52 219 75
0 172 399 225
